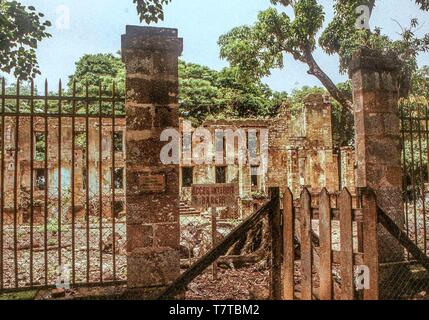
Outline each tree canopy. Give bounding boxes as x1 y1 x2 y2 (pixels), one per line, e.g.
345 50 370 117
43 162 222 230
67 53 288 123
136 0 429 113
0 1 51 79
67 52 125 96
179 61 288 123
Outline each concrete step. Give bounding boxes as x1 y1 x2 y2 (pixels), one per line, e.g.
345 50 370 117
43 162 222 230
179 201 200 215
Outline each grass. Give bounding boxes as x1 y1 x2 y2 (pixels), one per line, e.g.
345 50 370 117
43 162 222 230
0 290 38 300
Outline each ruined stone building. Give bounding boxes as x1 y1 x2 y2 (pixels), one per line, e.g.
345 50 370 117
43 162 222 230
1 93 356 224
179 93 356 218
1 116 126 225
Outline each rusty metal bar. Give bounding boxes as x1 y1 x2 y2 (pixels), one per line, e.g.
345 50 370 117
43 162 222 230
425 105 429 254
409 104 418 247
58 80 63 268
0 78 5 290
29 80 35 286
13 80 20 288
0 112 125 119
71 81 76 285
85 83 90 283
43 79 49 286
401 105 410 259
0 94 121 103
416 104 427 254
98 83 103 283
0 80 126 291
111 83 116 280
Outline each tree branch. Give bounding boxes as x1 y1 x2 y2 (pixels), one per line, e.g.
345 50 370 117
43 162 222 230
302 46 353 112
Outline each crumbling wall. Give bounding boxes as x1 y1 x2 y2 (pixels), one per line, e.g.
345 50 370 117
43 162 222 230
178 94 357 217
0 116 125 225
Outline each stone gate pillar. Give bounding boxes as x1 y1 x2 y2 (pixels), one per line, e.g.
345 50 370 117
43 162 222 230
122 26 182 298
349 49 404 264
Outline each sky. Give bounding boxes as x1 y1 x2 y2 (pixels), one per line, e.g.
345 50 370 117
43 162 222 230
5 0 429 94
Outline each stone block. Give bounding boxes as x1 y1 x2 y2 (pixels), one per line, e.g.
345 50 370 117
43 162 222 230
154 105 179 128
126 138 165 166
123 51 153 75
126 105 153 130
126 224 153 252
126 78 178 104
127 247 180 288
154 222 180 249
126 194 179 224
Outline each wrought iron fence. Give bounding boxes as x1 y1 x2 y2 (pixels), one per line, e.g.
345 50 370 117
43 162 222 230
0 78 126 292
400 101 429 257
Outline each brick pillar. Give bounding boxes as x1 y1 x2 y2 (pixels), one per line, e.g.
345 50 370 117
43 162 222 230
349 48 404 264
122 26 182 298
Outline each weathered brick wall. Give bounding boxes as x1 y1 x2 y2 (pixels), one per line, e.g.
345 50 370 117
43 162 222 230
122 26 182 298
349 48 404 267
339 146 356 191
304 94 333 148
268 106 291 192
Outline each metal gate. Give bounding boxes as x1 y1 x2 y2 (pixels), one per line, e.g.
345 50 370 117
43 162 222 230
0 78 126 292
400 100 429 257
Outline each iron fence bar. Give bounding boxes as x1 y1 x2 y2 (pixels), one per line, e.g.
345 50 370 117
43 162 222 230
71 81 76 285
401 106 411 259
0 112 125 119
409 105 418 247
425 105 429 255
0 94 123 104
0 79 125 291
43 79 49 286
13 80 19 288
85 83 90 283
0 78 5 290
98 83 103 283
58 80 63 268
416 105 427 254
0 279 127 294
29 80 35 286
111 83 116 281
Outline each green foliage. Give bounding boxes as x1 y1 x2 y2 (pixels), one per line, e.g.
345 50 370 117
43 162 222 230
179 60 288 124
68 53 125 97
320 1 429 98
133 0 172 24
332 81 354 146
66 54 287 123
0 290 37 300
37 217 59 234
218 0 429 110
0 1 51 79
67 53 125 115
410 66 429 99
34 132 45 161
288 86 324 113
218 2 324 82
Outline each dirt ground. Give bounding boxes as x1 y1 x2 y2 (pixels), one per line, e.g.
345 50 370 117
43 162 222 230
185 266 270 300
